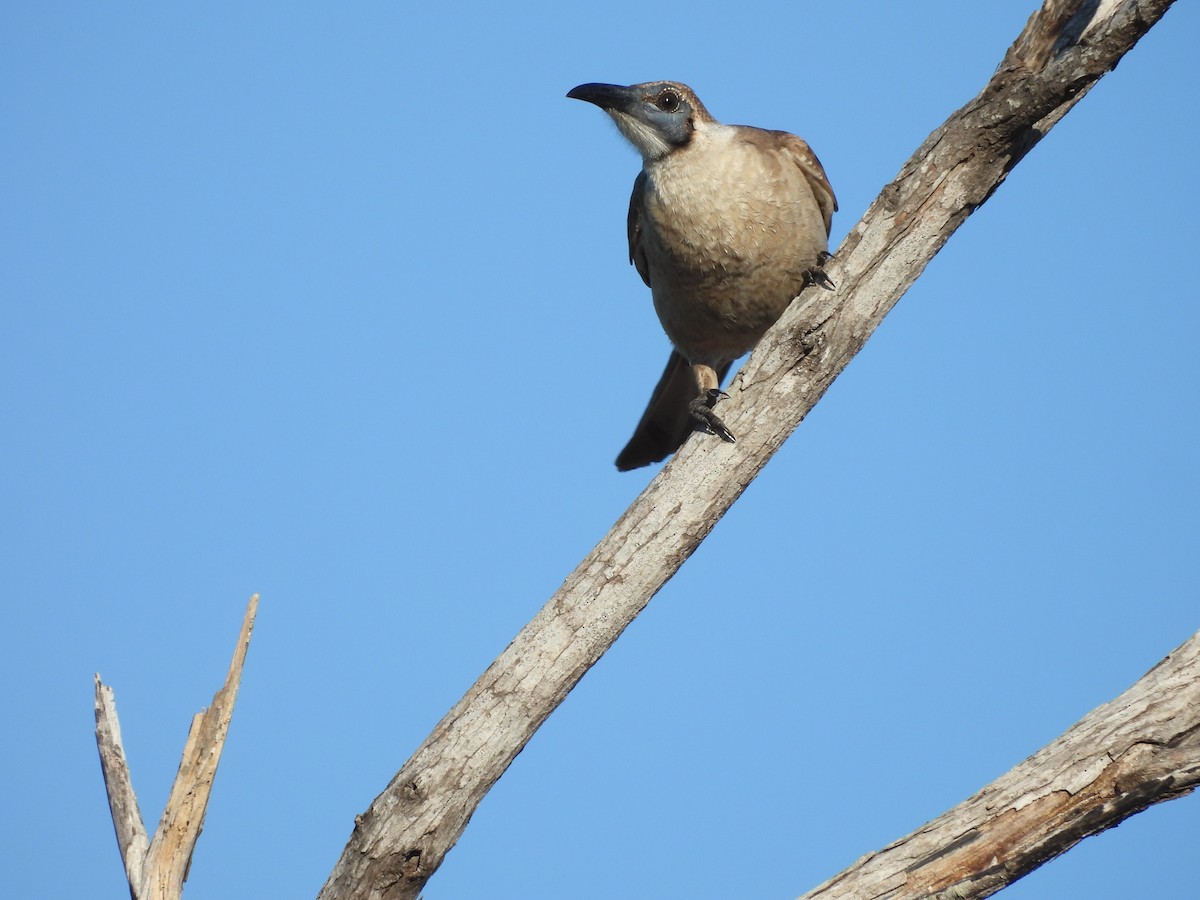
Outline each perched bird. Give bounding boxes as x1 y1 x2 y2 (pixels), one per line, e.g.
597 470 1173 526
567 81 837 471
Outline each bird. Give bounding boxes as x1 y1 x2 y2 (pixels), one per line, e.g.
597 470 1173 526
567 81 837 471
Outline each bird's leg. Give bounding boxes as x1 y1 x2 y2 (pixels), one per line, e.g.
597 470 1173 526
688 363 736 444
803 250 836 291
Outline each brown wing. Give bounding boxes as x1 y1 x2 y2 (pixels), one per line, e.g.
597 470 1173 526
774 131 838 236
626 170 651 287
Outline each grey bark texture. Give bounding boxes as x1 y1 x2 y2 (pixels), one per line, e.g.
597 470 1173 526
317 1 1185 898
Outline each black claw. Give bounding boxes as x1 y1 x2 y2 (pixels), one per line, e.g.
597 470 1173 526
688 393 736 443
801 252 836 291
711 419 737 443
806 266 836 291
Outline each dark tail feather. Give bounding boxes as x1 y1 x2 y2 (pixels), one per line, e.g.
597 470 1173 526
615 351 731 471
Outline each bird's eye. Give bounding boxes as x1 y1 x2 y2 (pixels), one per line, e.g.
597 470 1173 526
656 90 681 112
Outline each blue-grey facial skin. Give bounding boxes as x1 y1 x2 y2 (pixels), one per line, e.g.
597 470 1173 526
567 82 695 149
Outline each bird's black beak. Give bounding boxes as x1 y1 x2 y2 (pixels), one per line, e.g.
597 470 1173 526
566 82 637 112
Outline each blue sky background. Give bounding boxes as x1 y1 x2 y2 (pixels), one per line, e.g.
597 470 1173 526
3 3 1197 898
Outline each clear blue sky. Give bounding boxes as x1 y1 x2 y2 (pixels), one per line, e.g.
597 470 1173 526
3 3 1197 898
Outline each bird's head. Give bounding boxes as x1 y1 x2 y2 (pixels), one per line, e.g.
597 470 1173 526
567 81 714 162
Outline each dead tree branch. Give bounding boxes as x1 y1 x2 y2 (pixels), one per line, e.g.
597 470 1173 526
800 628 1200 899
96 593 259 900
318 2 1180 897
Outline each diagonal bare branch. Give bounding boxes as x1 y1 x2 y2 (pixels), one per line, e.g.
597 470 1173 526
799 628 1200 899
318 2 1180 898
141 593 258 899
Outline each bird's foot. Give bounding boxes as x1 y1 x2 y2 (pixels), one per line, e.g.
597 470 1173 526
689 390 736 443
803 252 836 291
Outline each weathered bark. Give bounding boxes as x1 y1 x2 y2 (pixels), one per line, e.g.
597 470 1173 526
95 676 151 891
318 2 1181 898
96 594 259 900
799 629 1200 899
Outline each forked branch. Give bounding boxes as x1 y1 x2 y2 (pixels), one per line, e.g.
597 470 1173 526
95 593 259 900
